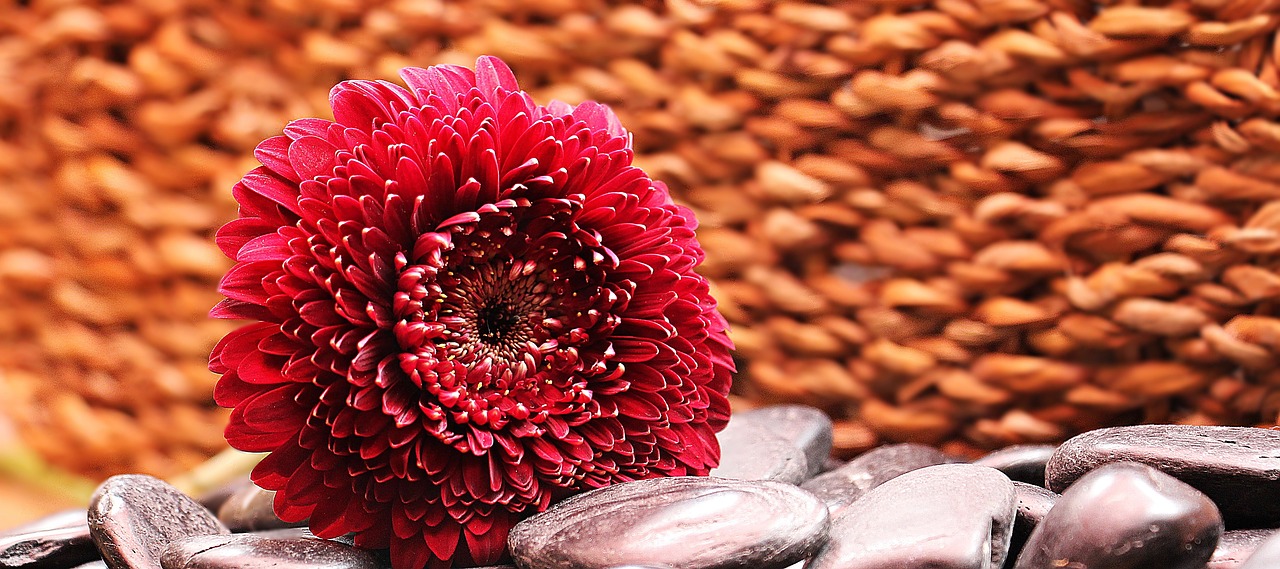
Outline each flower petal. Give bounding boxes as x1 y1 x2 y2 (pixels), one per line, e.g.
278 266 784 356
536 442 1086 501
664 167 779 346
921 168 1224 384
288 136 339 181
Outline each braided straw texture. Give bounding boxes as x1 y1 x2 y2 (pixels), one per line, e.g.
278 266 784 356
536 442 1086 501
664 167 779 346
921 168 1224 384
4 0 1280 474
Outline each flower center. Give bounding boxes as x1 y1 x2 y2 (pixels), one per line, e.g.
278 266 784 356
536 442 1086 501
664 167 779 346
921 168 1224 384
435 262 551 367
476 301 520 345
452 291 540 362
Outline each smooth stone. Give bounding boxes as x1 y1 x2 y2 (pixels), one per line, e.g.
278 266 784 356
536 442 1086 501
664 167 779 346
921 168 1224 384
196 478 251 515
1209 529 1279 569
1003 482 1057 569
217 484 305 532
247 529 355 548
734 405 833 478
160 533 385 569
1011 482 1057 527
0 525 98 569
1241 530 1280 569
241 529 318 540
711 419 809 484
809 464 1017 569
819 457 843 474
974 445 1057 487
1045 425 1280 528
800 443 947 517
1015 462 1222 569
268 529 357 547
89 474 230 569
1 512 88 538
508 476 828 569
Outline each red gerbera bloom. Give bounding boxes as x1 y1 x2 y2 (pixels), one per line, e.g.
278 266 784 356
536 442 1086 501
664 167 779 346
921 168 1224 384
208 56 734 568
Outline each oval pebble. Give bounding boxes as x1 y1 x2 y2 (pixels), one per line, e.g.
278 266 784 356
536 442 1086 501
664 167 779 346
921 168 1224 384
1045 425 1280 528
217 484 305 532
1006 482 1057 569
711 420 809 484
160 533 385 569
1210 529 1278 569
0 524 98 569
508 476 828 569
974 445 1057 487
1015 462 1222 569
196 478 251 515
801 443 947 517
809 464 1017 569
733 405 833 478
88 475 229 569
1241 530 1280 569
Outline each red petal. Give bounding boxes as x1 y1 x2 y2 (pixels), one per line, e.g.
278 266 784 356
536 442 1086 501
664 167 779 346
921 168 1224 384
400 65 475 104
288 136 339 181
614 393 662 421
241 170 301 214
251 440 311 488
209 298 275 321
240 384 306 429
475 56 518 94
236 233 292 262
463 513 511 565
216 217 279 259
284 118 336 140
218 261 276 305
254 135 301 183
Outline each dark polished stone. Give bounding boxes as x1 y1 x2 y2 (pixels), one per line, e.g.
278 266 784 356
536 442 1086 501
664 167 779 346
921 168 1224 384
974 445 1057 487
809 464 1017 569
1015 462 1222 569
0 511 94 569
1210 529 1278 569
160 533 385 569
1045 425 1280 528
88 475 230 569
508 476 828 569
1004 482 1058 569
734 405 833 478
711 420 809 484
1242 529 1280 569
217 484 305 532
0 525 98 569
800 443 947 517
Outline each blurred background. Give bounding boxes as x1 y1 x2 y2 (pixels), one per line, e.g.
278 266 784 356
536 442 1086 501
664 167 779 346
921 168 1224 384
4 0 1280 525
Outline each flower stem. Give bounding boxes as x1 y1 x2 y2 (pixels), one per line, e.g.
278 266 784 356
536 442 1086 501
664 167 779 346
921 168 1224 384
167 447 265 498
0 446 97 504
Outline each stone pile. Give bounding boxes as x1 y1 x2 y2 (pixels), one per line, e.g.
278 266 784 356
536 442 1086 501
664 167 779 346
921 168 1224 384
7 0 1280 478
4 405 1280 569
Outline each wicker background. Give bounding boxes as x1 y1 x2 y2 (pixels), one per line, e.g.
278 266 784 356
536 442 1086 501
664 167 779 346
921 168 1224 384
4 0 1280 478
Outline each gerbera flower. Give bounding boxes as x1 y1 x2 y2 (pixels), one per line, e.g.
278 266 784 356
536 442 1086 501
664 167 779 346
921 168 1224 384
208 56 734 568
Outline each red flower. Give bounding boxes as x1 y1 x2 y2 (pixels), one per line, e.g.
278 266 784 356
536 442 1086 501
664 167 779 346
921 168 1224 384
209 56 734 568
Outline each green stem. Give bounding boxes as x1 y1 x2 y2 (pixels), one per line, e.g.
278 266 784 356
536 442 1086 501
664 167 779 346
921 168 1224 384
0 447 97 504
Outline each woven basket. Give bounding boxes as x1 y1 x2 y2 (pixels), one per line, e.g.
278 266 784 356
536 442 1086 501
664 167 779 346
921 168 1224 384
4 0 1280 477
